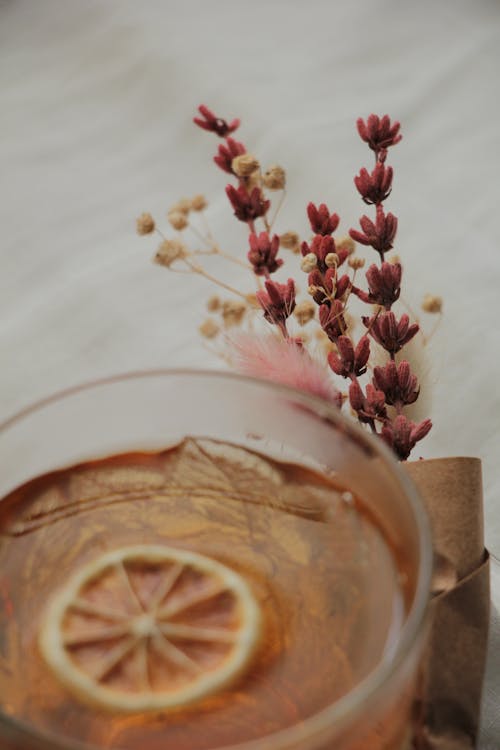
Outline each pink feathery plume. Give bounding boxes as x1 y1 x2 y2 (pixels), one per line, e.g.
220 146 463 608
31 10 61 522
228 332 343 408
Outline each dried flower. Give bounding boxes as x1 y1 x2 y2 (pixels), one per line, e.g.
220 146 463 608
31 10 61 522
349 206 398 258
363 311 419 355
325 252 339 268
154 239 187 268
422 294 443 314
206 295 221 312
356 114 402 157
136 212 155 236
247 232 283 276
388 254 401 265
349 381 387 423
354 163 393 205
232 154 260 177
372 360 419 407
214 137 246 174
307 202 340 236
354 262 401 308
301 253 318 273
319 300 346 341
280 231 300 251
191 194 207 211
262 165 286 190
328 335 370 378
348 256 365 270
226 185 270 223
193 104 240 137
294 300 316 326
381 414 432 461
222 300 247 327
168 211 188 231
199 318 220 339
256 279 296 327
171 198 191 215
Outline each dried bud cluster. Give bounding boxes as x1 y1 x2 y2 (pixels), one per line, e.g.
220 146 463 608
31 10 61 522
154 239 187 268
262 165 286 190
136 213 155 235
168 212 188 231
232 154 260 177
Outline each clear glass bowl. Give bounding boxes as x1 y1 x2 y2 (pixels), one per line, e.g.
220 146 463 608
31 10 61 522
0 370 432 750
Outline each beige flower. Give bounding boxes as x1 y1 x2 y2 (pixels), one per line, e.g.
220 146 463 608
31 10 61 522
348 256 365 270
421 294 443 314
199 318 220 339
301 253 318 273
325 252 339 268
222 300 247 327
262 165 286 190
136 213 155 235
280 231 300 252
171 198 191 215
191 194 207 211
206 295 221 312
154 239 187 268
232 154 260 177
168 212 189 231
294 300 316 326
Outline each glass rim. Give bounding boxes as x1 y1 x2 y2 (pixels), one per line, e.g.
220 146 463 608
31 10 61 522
0 369 433 750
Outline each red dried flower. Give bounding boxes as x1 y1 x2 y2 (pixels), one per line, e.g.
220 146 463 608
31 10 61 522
256 279 296 327
381 415 432 461
319 300 346 341
301 234 335 267
247 232 283 276
194 104 240 137
372 360 419 407
349 381 387 424
363 311 419 355
308 268 350 306
214 137 246 174
356 114 402 157
226 185 270 223
354 162 393 205
349 206 398 257
353 262 401 308
307 202 340 236
328 335 370 378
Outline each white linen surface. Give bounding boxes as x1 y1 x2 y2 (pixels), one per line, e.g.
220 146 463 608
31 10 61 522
0 0 499 744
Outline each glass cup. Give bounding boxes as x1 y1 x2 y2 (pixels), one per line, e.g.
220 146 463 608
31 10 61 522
0 370 432 750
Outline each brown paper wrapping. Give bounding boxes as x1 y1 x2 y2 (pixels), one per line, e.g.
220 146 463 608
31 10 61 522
405 458 490 750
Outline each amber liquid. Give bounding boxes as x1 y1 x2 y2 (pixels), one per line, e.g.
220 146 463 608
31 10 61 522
0 438 412 750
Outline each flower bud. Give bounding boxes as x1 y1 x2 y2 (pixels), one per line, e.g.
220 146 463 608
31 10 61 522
199 318 220 339
421 294 443 314
191 194 207 211
325 252 339 268
294 300 316 326
136 212 155 235
154 239 187 268
168 211 188 231
232 154 260 177
280 231 300 251
301 253 318 273
348 256 366 270
262 165 286 190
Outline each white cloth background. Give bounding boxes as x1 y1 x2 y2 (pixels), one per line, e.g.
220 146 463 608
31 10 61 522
0 0 498 745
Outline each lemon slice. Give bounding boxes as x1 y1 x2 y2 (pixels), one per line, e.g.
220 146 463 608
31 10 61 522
39 545 260 713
